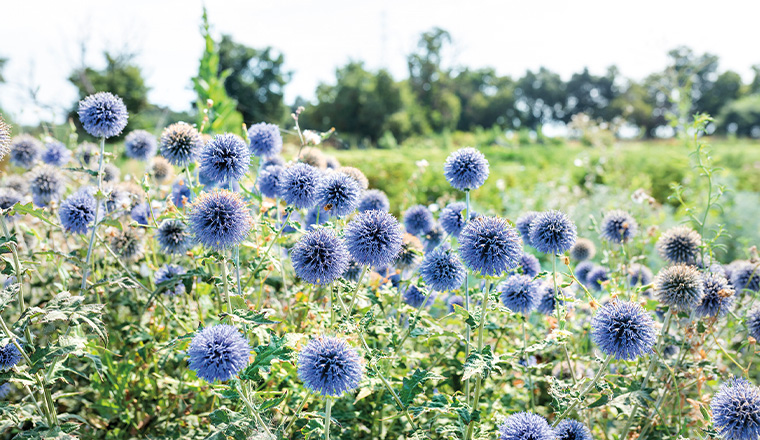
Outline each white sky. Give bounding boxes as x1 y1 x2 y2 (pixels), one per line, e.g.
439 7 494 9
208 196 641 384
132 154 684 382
2 0 759 125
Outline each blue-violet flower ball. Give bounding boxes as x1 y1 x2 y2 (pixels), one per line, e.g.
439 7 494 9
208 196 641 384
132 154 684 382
710 377 760 440
732 262 760 293
747 307 760 341
77 92 128 138
555 419 592 440
517 252 541 278
403 285 436 308
171 179 193 208
358 189 390 213
199 133 251 184
247 122 282 158
439 201 479 238
629 263 654 286
600 209 638 244
41 141 71 166
0 343 22 370
160 122 203 166
344 210 403 268
298 336 362 397
404 205 434 236
515 211 540 247
499 275 539 315
130 202 151 226
575 261 595 285
28 165 65 207
316 171 361 217
10 135 42 169
587 266 609 292
695 272 736 318
654 264 704 312
257 165 284 199
124 129 157 161
156 219 193 255
59 188 99 234
657 226 701 264
291 228 349 286
569 238 596 261
443 147 489 191
529 210 577 255
279 163 323 210
591 300 656 360
458 216 522 278
497 412 554 440
187 325 250 382
155 264 186 296
420 244 466 292
188 190 252 250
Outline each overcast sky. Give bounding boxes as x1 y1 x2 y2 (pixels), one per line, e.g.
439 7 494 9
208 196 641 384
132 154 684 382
2 0 759 124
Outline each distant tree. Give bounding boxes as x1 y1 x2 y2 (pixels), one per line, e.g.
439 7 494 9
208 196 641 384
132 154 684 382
0 57 7 83
749 65 760 95
513 67 566 129
700 70 744 126
718 95 760 137
564 67 621 122
451 68 517 130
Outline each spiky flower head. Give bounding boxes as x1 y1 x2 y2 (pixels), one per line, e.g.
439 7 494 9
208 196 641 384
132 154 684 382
102 163 120 183
497 412 554 440
710 377 760 440
344 210 403 268
150 156 173 183
337 167 369 190
0 343 22 370
555 419 592 440
586 266 609 292
160 122 202 166
262 155 286 168
459 216 522 278
199 133 251 184
247 122 282 158
291 228 349 286
2 176 28 195
41 141 72 166
747 307 760 341
155 264 186 296
298 336 362 397
279 163 323 209
0 115 10 161
188 325 250 382
569 238 596 261
422 223 444 252
316 172 361 217
257 165 284 199
657 226 702 264
517 252 541 278
443 147 489 191
654 264 704 312
440 202 479 238
536 283 570 316
9 135 42 169
130 203 151 226
591 300 656 360
447 294 464 312
27 165 65 207
575 261 595 284
600 210 638 244
629 263 654 286
695 272 736 318
343 259 363 282
0 382 11 399
156 219 193 255
77 92 128 138
394 233 423 270
403 284 436 308
124 129 157 161
77 141 98 167
300 147 327 169
404 205 434 236
499 274 539 314
59 188 100 234
529 210 577 255
358 189 390 213
515 211 539 247
171 179 193 208
420 244 466 292
188 190 252 250
731 262 760 293
110 227 143 260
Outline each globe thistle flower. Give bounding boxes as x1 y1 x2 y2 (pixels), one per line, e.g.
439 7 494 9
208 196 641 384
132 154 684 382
279 163 323 210
710 377 760 440
9 135 42 169
2 176 29 195
27 165 65 207
247 122 282 158
0 382 11 399
305 206 334 231
316 172 361 217
150 156 173 183
443 147 489 191
0 115 10 161
447 294 464 312
344 210 403 268
555 419 592 440
497 412 554 440
188 325 250 382
575 261 595 284
403 284 436 308
422 223 445 252
459 216 522 278
536 283 570 316
297 336 362 397
155 264 186 296
358 189 390 213
78 92 128 138
695 272 736 318
517 252 541 278
257 165 284 199
130 203 151 226
499 275 539 314
59 188 99 234
124 129 157 161
199 133 251 184
731 262 760 293
515 211 539 247
747 307 760 341
291 228 349 286
103 186 129 214
41 141 71 166
600 210 638 244
439 202 479 238
325 155 340 169
629 263 654 286
188 190 252 250
394 233 423 270
654 264 704 312
529 210 577 255
262 155 286 168
102 163 120 183
160 122 203 166
0 189 22 219
404 205 434 236
586 266 609 292
343 259 363 282
171 179 193 208
77 141 98 167
337 167 369 190
657 226 701 264
110 227 144 260
156 219 193 255
298 147 326 169
591 300 656 360
420 245 466 292
0 343 22 370
569 238 596 261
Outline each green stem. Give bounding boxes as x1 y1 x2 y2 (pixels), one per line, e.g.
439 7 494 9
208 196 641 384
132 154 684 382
81 136 106 291
236 382 272 437
0 215 33 347
324 398 332 440
464 279 491 440
552 354 613 427
221 257 233 317
396 288 433 349
464 189 472 405
283 392 310 434
347 265 369 315
249 210 293 281
523 318 535 410
564 345 578 386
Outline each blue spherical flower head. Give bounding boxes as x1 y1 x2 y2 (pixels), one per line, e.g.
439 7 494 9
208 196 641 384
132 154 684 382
155 264 186 296
711 377 760 440
110 227 144 260
695 272 736 318
422 223 445 252
629 263 653 286
536 283 571 316
420 244 466 292
404 205 434 236
10 135 42 169
358 189 390 213
298 336 362 397
343 259 363 282
171 179 193 208
499 275 539 314
600 210 638 244
574 261 595 284
443 147 489 191
555 419 592 440
28 165 65 207
0 188 22 219
591 300 656 360
156 219 193 255
732 262 760 293
130 203 151 226
657 225 701 264
458 216 522 278
247 122 282 158
747 307 760 341
291 228 349 286
41 141 72 166
517 252 541 278
497 412 554 440
78 92 128 138
0 342 22 370
279 163 323 210
529 210 577 255
317 172 361 217
257 165 284 199
403 284 436 308
188 190 252 250
59 188 99 234
515 211 539 247
345 210 403 268
124 129 157 161
586 266 609 292
200 133 251 184
0 382 11 399
440 202 479 238
187 325 250 382
394 233 423 270
654 264 704 312
570 238 596 261
160 122 203 166
447 294 464 312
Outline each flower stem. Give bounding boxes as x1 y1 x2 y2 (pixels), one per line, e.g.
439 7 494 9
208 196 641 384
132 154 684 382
464 279 491 440
324 398 332 440
523 318 535 410
396 288 433 350
0 215 34 346
464 189 472 405
552 354 612 427
222 257 233 316
283 392 310 434
347 265 369 315
80 136 106 292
